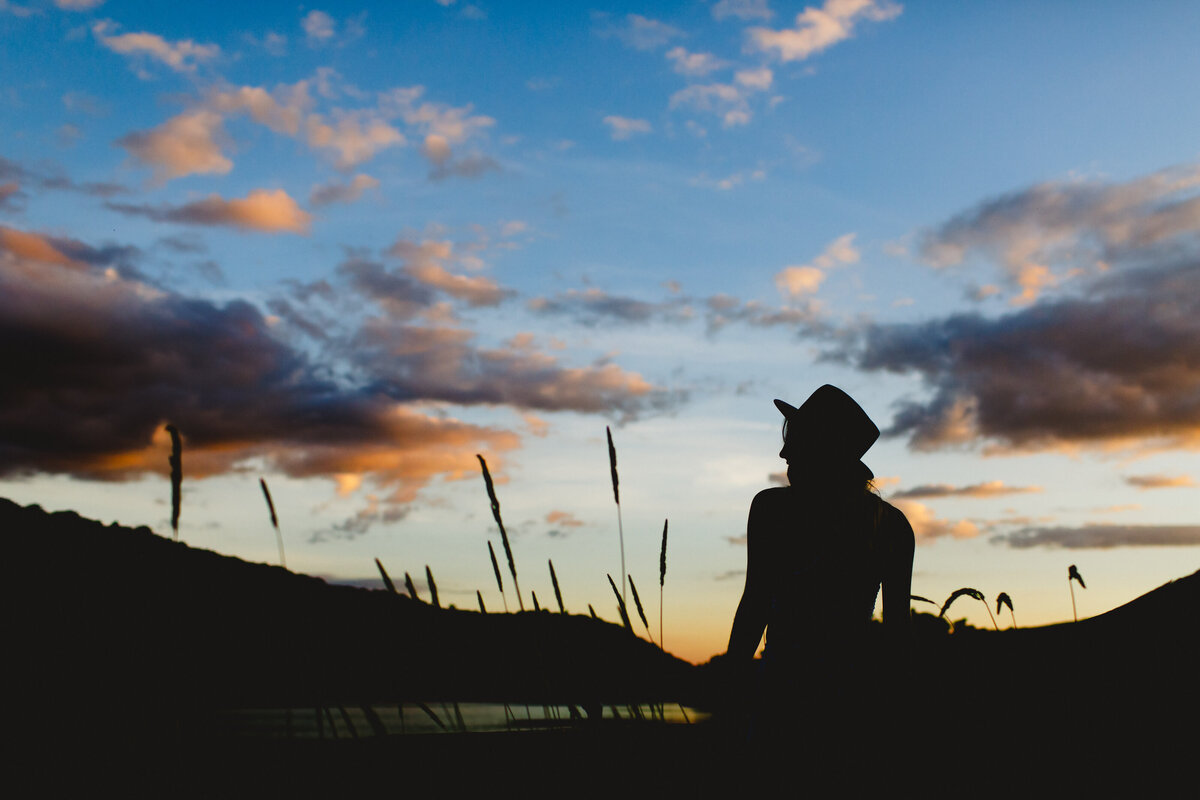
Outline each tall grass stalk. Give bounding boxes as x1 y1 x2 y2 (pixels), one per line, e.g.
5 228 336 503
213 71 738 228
588 604 597 619
628 575 655 644
259 478 286 567
659 518 667 651
488 541 508 612
939 587 985 633
606 427 626 607
549 559 565 614
1068 565 1086 621
375 558 397 594
531 590 541 612
425 565 440 608
405 571 419 602
166 424 182 540
996 591 1016 628
477 590 486 613
607 573 632 631
478 454 523 611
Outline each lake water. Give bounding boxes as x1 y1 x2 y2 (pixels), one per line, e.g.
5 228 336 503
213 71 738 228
216 702 707 738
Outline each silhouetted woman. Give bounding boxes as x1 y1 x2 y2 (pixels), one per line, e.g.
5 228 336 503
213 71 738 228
725 385 915 743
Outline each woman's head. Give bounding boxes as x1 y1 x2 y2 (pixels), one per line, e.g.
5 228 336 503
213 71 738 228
775 385 878 489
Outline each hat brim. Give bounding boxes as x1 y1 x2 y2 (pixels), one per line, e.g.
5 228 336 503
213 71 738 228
773 398 800 418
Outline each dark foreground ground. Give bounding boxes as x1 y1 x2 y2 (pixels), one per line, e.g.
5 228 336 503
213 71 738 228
8 497 1198 793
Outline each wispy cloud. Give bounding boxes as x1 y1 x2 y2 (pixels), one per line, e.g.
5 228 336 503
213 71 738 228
665 47 729 76
116 110 232 183
892 481 1043 499
747 0 902 63
598 13 685 51
106 189 312 234
775 233 858 298
1123 474 1195 489
919 164 1200 304
92 20 220 75
603 115 652 140
891 499 979 543
713 0 773 21
995 524 1200 549
309 173 380 207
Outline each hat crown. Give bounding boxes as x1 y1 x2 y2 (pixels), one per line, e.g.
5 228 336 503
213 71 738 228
775 385 879 461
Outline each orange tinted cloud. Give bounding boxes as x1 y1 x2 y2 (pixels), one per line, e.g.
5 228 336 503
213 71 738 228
108 189 311 234
117 110 232 182
1123 473 1195 489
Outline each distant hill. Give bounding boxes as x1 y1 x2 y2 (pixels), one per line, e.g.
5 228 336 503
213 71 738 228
3 498 693 720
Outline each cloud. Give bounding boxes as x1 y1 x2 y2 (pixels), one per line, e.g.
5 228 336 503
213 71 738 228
890 499 979 543
0 181 23 211
747 0 902 63
847 259 1200 453
892 481 1043 499
349 317 682 421
422 135 500 181
309 173 380 207
0 156 129 200
545 509 584 536
603 116 652 141
116 110 232 183
774 233 858 298
1122 474 1195 489
92 20 220 75
713 0 773 21
55 0 105 10
106 189 312 234
775 266 824 297
995 524 1200 549
206 80 405 169
304 110 406 169
918 164 1200 304
599 13 684 51
690 168 767 191
528 288 691 326
666 47 729 76
0 224 520 507
0 0 37 17
669 83 754 127
735 67 774 90
380 87 494 174
302 10 336 42
384 236 513 306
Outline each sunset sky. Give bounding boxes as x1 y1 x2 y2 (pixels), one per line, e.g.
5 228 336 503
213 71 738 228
4 0 1200 663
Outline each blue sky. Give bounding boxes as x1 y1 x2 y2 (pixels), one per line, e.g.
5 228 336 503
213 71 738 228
3 0 1200 662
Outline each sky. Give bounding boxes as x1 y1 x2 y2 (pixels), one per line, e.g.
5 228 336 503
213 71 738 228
3 0 1200 664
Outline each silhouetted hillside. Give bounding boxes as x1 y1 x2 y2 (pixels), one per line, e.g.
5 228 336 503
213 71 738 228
3 498 693 721
8 496 1199 757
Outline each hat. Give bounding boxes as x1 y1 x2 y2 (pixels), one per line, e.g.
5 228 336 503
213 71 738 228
774 384 879 463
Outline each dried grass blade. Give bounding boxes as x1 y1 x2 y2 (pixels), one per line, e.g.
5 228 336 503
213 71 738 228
166 424 182 540
260 478 286 567
549 559 565 614
478 454 523 610
375 558 397 594
426 565 440 608
405 571 419 602
607 573 632 630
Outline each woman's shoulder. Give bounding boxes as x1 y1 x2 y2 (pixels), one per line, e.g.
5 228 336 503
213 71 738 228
750 486 791 507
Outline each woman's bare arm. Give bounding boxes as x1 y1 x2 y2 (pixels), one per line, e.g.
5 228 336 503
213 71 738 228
726 491 772 660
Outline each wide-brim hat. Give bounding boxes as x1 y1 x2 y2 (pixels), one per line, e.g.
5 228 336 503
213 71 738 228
774 384 879 463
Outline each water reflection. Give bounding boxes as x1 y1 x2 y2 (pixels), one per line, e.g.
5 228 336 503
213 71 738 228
217 702 706 738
